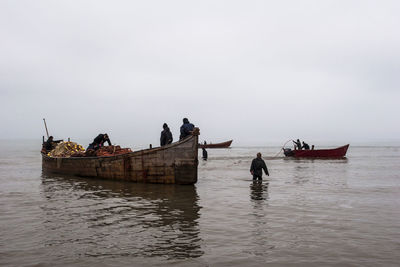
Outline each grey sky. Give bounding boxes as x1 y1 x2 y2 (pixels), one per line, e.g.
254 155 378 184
1 0 399 147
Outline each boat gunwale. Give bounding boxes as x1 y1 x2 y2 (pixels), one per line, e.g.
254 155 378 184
199 139 233 148
41 134 198 161
286 144 350 158
295 144 350 153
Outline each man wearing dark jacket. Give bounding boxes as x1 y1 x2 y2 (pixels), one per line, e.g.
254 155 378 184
43 136 62 152
87 133 111 150
250 153 269 180
179 118 194 140
160 123 173 146
302 141 310 150
293 139 302 150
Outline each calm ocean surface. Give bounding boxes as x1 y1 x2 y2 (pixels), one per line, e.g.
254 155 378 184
1 140 399 266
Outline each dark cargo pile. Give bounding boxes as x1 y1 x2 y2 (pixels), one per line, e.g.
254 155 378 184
84 145 132 157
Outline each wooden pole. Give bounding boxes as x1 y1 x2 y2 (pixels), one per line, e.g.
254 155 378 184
43 118 49 138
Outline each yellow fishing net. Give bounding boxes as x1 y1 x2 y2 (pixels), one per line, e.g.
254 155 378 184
47 141 85 157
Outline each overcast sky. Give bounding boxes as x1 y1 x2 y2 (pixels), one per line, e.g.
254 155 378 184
1 0 399 147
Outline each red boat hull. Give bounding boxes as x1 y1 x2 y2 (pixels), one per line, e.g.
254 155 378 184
285 144 349 158
199 140 233 149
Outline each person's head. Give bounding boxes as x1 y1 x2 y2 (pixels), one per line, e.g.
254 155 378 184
257 152 262 158
297 139 300 142
104 134 109 139
163 123 168 129
302 141 305 144
183 118 189 124
48 136 53 141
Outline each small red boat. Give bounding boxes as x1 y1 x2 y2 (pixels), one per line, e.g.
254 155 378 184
283 144 349 158
199 140 233 149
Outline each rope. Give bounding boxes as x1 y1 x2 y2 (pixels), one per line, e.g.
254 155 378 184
271 139 293 158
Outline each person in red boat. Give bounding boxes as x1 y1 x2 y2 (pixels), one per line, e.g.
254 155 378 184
293 139 302 150
302 141 310 150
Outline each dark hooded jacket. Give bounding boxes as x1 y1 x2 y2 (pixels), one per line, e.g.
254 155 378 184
44 137 54 151
180 122 194 140
43 136 62 152
250 158 269 177
302 142 310 150
160 127 173 146
90 134 111 148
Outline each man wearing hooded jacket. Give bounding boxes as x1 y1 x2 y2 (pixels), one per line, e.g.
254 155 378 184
250 153 269 180
179 118 194 140
160 123 173 146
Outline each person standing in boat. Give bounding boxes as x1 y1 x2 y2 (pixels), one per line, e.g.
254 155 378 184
160 123 173 146
87 133 112 150
293 139 302 150
43 136 62 152
179 118 195 140
302 141 310 150
250 153 269 180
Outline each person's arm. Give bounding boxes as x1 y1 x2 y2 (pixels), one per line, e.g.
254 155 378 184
188 124 195 135
263 161 269 176
93 134 103 145
183 124 195 136
250 160 255 175
106 138 112 146
161 132 167 146
183 125 190 136
168 132 173 143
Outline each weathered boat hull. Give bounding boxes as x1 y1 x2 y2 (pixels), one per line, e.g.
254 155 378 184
199 140 233 149
42 134 199 184
284 144 349 158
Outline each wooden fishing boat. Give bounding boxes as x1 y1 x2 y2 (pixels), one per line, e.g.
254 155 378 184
41 128 200 184
198 140 233 149
283 144 349 158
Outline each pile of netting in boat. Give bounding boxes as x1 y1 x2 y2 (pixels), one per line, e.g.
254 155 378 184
86 145 132 157
46 142 132 158
47 141 86 157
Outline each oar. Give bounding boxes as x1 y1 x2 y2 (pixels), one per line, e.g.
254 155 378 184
43 118 49 138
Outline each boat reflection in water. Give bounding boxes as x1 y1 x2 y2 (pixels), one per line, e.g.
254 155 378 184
41 173 203 260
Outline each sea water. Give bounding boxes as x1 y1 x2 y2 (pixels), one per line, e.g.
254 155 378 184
1 140 399 266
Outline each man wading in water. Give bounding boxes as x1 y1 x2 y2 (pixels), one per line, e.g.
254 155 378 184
250 152 269 180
